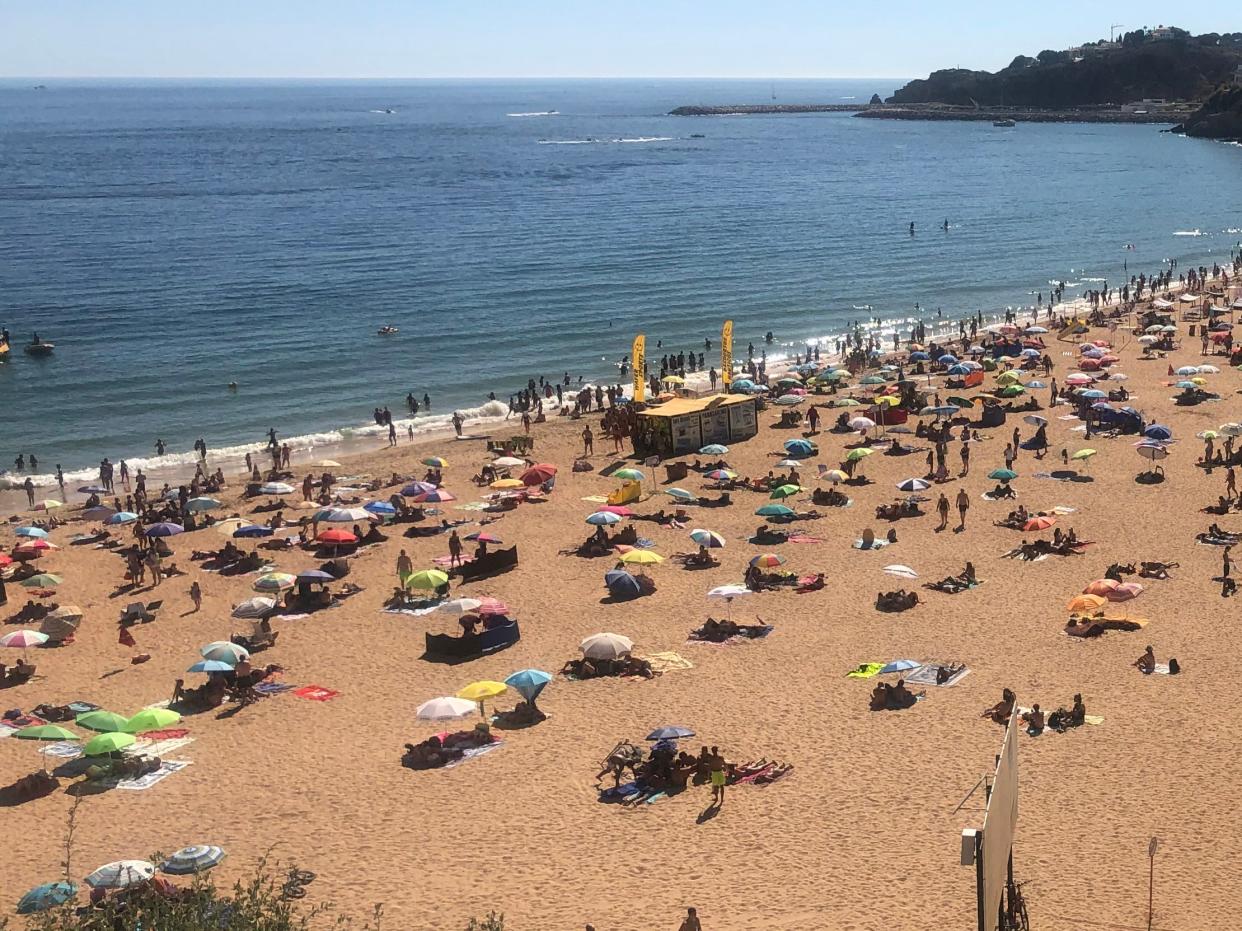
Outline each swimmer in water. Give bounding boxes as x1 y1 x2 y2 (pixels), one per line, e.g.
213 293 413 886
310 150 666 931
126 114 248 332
942 219 949 231
228 382 238 391
909 222 915 235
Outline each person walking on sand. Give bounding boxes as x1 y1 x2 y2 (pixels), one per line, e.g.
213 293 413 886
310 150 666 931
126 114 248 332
23 476 35 507
522 411 532 435
959 441 970 477
145 548 163 586
582 425 594 456
388 421 397 447
936 493 950 532
679 907 703 931
1228 467 1237 501
189 580 202 613
452 411 464 437
448 531 463 568
956 488 970 531
396 548 412 584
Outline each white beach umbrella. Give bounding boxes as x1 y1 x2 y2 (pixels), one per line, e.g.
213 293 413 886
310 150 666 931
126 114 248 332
415 696 477 721
434 598 484 615
200 641 249 665
230 597 277 619
85 861 155 890
258 482 294 495
493 457 525 468
580 632 634 660
883 565 919 579
707 584 752 600
316 506 374 523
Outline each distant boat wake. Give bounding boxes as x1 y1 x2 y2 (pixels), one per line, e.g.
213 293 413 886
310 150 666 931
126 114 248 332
538 136 675 145
507 110 559 117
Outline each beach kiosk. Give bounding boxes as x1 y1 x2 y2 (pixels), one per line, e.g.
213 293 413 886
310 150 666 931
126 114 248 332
635 394 759 457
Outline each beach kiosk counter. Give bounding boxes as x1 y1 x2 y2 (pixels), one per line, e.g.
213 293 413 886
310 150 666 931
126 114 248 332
635 394 760 457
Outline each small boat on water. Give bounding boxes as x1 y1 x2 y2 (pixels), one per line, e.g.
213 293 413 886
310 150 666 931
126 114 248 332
0 342 9 361
993 119 1017 128
377 325 399 336
24 340 54 356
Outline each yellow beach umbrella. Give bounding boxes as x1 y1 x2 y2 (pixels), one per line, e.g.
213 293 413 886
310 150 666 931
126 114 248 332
456 680 508 716
405 569 449 591
619 549 663 566
996 370 1022 385
213 518 250 538
662 375 685 384
490 478 524 489
822 469 849 483
1072 449 1097 460
1068 594 1106 613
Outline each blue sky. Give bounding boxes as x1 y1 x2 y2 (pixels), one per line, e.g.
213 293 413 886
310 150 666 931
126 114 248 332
1 1 1236 78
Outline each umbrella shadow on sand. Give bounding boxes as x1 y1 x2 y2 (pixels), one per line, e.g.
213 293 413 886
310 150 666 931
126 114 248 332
1049 470 1095 483
1135 471 1166 485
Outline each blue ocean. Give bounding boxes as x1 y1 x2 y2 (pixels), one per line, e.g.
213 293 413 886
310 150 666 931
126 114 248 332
1 78 1239 486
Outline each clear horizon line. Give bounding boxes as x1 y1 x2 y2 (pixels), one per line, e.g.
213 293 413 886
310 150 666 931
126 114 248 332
0 74 913 82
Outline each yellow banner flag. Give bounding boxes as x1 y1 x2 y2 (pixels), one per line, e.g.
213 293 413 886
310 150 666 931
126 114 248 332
632 334 645 403
721 320 733 387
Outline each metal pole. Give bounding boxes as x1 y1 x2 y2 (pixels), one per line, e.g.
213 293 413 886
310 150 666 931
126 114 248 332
976 829 986 931
1147 836 1158 931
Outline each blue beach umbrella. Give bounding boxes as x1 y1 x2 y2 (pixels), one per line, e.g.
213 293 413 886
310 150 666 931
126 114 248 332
645 725 696 741
187 659 234 674
783 438 817 457
233 524 273 538
1079 389 1107 400
604 569 641 600
1026 380 1046 389
909 352 929 362
76 485 108 495
938 354 958 365
586 511 622 526
879 659 921 674
1144 424 1173 442
401 481 437 497
105 511 139 525
15 527 48 539
160 845 226 875
296 569 335 582
363 500 396 516
144 522 184 537
504 669 552 704
17 881 78 915
946 364 971 376
755 504 795 518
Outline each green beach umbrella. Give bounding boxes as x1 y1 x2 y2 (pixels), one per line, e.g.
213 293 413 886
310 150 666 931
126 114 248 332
860 375 888 385
123 708 182 734
76 710 130 733
845 448 874 462
946 396 974 408
405 569 449 591
998 385 1026 398
83 732 136 756
20 573 63 588
830 397 860 407
755 504 795 518
988 468 1018 482
769 484 802 499
14 724 80 742
613 468 645 482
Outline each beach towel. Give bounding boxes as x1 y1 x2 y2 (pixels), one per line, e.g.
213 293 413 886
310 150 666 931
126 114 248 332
39 741 85 759
454 502 489 511
581 495 609 504
1084 714 1104 725
599 781 642 803
433 554 474 567
133 736 194 758
639 652 694 674
904 663 971 688
846 663 885 679
294 685 340 702
137 728 188 741
254 681 297 696
442 740 504 769
853 539 889 550
113 760 192 791
787 534 825 544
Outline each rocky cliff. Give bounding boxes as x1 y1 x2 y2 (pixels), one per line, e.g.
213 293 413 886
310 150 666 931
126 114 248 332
1175 85 1242 140
890 32 1242 108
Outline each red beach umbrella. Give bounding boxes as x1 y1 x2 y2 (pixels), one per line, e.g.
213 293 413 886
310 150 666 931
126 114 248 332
520 464 558 486
316 529 358 544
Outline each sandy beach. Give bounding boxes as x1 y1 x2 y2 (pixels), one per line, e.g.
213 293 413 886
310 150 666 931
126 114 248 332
4 283 1242 930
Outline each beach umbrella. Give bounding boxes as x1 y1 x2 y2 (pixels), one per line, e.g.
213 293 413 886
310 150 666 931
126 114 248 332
1079 389 1107 400
1026 380 1046 389
1023 516 1056 531
421 457 449 469
663 374 686 384
1198 364 1220 374
879 659 921 674
998 385 1025 398
236 524 276 540
254 572 296 592
401 481 437 497
492 456 525 469
1136 444 1168 461
946 396 975 409
830 397 860 407
1072 449 1096 462
705 469 737 481
1068 594 1107 613
31 499 63 512
883 565 918 579
456 680 508 716
946 364 971 376
41 606 83 640
123 708 181 734
580 632 633 660
160 846 226 876
363 500 397 516
783 439 817 456
520 464 557 485
15 538 55 553
416 696 477 721
1175 365 1198 376
15 526 48 539
604 569 642 599
316 529 358 545
849 416 877 433
504 669 552 704
666 487 697 501
937 354 958 365
699 444 729 455
317 506 374 522
730 379 755 391
822 469 849 484
405 568 449 591
76 710 130 732
187 659 235 674
83 732 137 756
920 405 960 418
749 553 786 568
258 482 294 495
16 881 79 915
1109 582 1144 602
1065 373 1093 386
1 630 48 660
1023 415 1048 427
708 584 751 600
1175 381 1197 389
585 511 622 526
845 448 874 462
755 504 794 518
85 861 154 889
412 489 456 503
1218 423 1242 438
1143 424 1173 442
231 596 277 618
212 518 249 537
996 370 1023 385
20 573 63 589
909 351 929 362
1083 579 1119 597
860 375 888 386
646 725 695 741
690 529 725 548
769 484 802 499
988 469 1018 482
464 531 503 544
1138 335 1157 345
201 641 250 665
144 522 184 538
185 497 221 513
774 394 803 406
434 598 484 615
613 468 645 481
77 485 109 494
897 478 930 492
14 724 80 742
619 549 663 566
490 478 524 490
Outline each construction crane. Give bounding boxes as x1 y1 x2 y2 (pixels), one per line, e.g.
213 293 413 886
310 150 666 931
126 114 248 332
1110 23 1125 42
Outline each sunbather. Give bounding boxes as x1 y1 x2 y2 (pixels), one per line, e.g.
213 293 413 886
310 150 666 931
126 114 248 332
875 589 919 612
1048 694 1086 732
981 688 1016 725
1133 645 1157 674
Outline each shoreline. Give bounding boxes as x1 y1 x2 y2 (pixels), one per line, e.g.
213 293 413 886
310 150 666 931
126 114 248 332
669 103 1193 124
